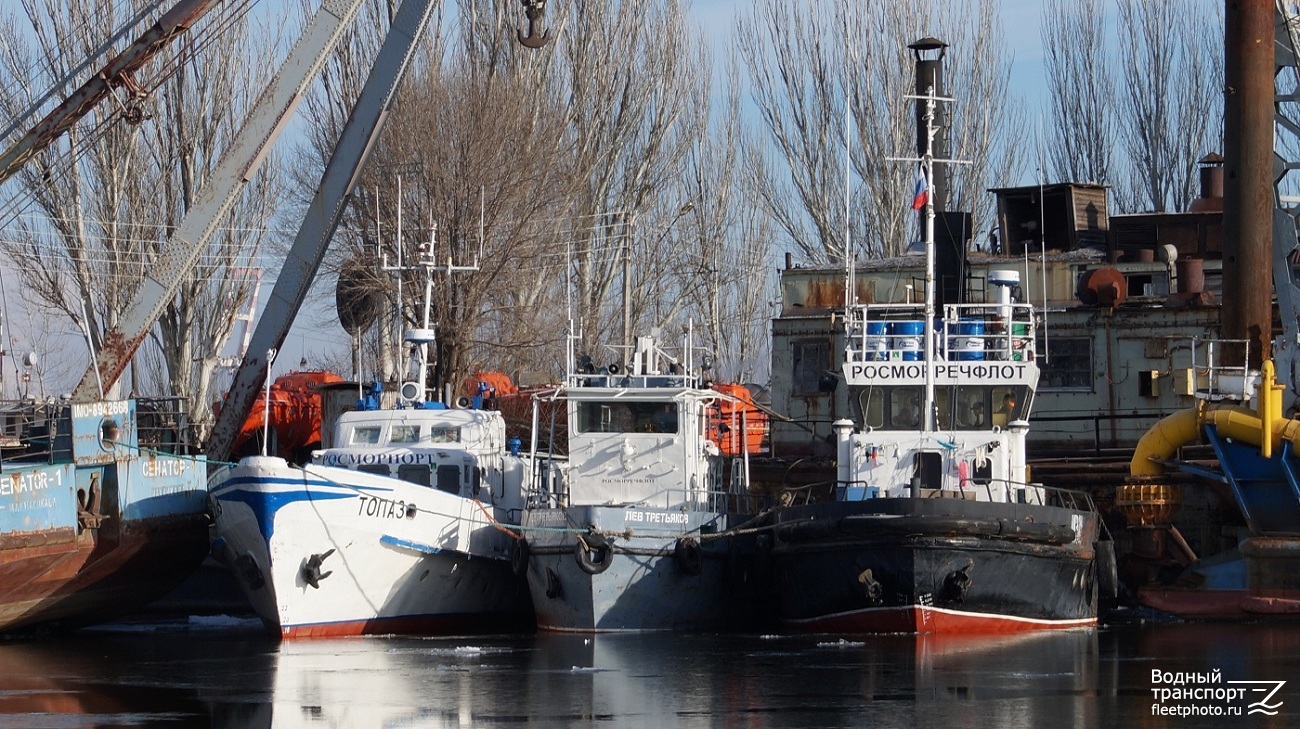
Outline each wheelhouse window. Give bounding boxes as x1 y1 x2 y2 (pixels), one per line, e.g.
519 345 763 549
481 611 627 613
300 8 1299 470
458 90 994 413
398 464 430 486
436 465 461 494
889 387 922 428
1038 336 1092 390
390 425 420 444
955 386 987 428
855 389 885 429
575 401 678 434
429 426 459 443
350 426 381 445
991 385 1029 427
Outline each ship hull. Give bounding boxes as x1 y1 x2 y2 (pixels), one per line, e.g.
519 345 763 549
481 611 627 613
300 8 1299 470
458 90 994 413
211 457 533 638
0 512 210 632
771 498 1098 634
0 397 212 635
521 505 769 632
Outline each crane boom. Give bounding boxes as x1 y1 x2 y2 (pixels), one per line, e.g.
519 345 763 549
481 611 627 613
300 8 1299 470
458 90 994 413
0 0 224 186
70 0 368 401
205 0 440 462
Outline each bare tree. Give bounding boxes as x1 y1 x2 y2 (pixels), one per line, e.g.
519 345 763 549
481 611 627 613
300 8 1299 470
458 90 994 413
1041 0 1115 186
1112 0 1223 213
740 0 1021 264
676 53 773 383
0 0 281 441
554 0 708 367
291 0 712 393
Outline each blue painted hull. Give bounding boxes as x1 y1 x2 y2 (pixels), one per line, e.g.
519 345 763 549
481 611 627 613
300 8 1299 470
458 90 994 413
521 505 770 632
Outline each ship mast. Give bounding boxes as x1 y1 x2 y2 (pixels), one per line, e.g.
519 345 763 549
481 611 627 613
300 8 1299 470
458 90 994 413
919 92 938 432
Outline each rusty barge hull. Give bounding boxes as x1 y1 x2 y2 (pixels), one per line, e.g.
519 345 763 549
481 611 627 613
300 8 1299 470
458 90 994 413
0 515 209 632
0 399 210 633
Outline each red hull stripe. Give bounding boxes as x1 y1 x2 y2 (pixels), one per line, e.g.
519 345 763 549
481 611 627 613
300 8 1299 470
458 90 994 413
280 614 525 639
785 605 1096 634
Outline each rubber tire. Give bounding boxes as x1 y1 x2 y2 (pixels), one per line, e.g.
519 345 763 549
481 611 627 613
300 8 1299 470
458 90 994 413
575 538 612 575
674 537 703 576
510 538 529 577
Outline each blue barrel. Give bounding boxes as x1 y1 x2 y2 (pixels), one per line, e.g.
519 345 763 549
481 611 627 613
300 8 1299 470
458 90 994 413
890 321 923 361
951 318 985 360
864 321 888 360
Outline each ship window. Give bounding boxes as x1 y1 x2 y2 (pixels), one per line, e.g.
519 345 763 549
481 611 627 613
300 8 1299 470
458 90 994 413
429 426 459 443
955 386 987 429
791 341 831 396
359 464 388 476
634 403 678 433
436 465 461 494
855 389 885 428
991 386 1026 427
576 401 672 434
350 426 382 445
889 387 922 428
398 464 430 486
1038 336 1092 390
390 425 420 444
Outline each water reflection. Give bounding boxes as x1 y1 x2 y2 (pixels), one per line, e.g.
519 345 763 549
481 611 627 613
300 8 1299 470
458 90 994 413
1 620 1300 727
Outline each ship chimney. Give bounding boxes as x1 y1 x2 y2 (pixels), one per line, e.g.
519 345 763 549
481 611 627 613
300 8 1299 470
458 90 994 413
1223 1 1273 368
910 36 948 211
1188 153 1224 213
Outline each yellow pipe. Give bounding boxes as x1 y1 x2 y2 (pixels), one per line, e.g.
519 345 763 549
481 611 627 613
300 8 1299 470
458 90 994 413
1130 360 1300 478
1130 406 1205 478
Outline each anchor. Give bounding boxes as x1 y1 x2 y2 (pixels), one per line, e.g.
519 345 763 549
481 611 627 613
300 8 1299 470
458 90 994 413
857 568 883 605
301 549 336 589
942 561 974 603
516 0 550 48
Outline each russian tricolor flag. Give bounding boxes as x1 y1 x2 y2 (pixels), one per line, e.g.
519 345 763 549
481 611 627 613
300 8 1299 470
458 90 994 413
911 164 929 210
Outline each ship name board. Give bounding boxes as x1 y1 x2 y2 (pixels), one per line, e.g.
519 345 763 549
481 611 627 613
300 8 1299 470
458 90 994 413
143 459 187 478
846 363 1029 382
321 451 455 467
358 495 409 520
1 469 59 496
625 510 689 524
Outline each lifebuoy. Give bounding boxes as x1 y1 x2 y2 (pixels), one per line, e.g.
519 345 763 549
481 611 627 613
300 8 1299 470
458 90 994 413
510 538 529 576
574 536 612 574
674 537 703 576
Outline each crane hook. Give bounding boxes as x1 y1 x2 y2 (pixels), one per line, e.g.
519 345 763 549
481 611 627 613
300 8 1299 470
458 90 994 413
517 0 550 49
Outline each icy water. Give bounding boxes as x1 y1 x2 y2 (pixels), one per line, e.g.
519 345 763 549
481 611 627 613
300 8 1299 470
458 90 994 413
1 618 1298 728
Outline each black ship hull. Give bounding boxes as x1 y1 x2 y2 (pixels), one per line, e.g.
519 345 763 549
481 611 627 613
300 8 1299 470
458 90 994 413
771 498 1099 633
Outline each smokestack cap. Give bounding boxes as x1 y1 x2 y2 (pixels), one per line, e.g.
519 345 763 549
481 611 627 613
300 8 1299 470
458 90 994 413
909 36 947 59
1198 153 1224 167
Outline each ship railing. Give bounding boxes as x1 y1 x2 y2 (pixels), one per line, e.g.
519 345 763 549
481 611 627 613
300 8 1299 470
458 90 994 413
843 301 1036 364
136 397 195 456
565 372 697 389
524 480 769 515
0 399 70 466
826 477 1096 512
1188 337 1255 402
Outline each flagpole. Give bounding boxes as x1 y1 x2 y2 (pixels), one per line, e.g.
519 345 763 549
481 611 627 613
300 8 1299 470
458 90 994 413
922 89 937 433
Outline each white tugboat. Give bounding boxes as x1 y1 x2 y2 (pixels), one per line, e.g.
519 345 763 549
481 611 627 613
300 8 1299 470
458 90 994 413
518 332 767 632
209 248 532 638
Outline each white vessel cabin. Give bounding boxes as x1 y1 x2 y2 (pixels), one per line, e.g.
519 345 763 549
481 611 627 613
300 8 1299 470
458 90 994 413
313 406 524 505
531 335 732 510
835 270 1046 505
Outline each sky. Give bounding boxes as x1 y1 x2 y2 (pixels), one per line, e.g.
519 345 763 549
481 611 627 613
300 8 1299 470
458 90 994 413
264 0 1060 381
0 0 1060 395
